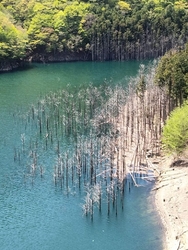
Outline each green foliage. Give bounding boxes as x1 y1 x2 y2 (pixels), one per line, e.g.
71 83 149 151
0 0 188 61
27 9 56 52
162 101 188 154
53 1 90 51
0 9 28 60
117 1 131 10
155 44 188 105
26 1 91 53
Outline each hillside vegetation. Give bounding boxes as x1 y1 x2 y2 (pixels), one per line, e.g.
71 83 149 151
155 44 188 155
0 0 188 63
155 43 188 108
0 5 27 61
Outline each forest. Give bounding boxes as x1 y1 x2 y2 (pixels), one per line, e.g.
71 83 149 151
0 0 188 65
156 44 188 155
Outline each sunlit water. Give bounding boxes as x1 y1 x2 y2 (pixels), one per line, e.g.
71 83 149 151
0 61 164 250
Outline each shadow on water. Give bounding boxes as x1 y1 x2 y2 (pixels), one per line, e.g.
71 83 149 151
0 62 36 75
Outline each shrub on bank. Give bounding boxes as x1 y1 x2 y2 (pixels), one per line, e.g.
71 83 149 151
162 101 188 154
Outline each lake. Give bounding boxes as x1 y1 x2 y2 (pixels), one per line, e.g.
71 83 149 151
0 61 164 250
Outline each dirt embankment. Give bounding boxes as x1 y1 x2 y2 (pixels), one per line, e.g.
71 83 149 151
154 155 188 250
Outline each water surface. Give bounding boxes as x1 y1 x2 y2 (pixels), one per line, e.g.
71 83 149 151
0 61 164 250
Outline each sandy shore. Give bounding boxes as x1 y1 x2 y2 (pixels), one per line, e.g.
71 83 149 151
154 156 188 250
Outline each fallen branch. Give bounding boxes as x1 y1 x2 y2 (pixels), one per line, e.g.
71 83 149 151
152 183 169 191
177 240 181 250
146 157 161 175
180 229 188 237
159 174 187 182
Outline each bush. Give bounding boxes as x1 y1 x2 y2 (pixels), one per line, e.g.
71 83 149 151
162 101 188 154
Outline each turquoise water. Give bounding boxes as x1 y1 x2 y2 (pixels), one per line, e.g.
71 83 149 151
0 61 164 250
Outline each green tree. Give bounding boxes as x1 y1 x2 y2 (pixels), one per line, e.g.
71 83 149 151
0 9 27 60
0 0 188 62
162 101 188 154
155 44 188 106
54 1 90 52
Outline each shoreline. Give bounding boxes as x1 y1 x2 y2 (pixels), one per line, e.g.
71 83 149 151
154 155 188 250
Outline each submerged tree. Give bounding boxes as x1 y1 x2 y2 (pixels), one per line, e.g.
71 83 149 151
13 63 170 218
